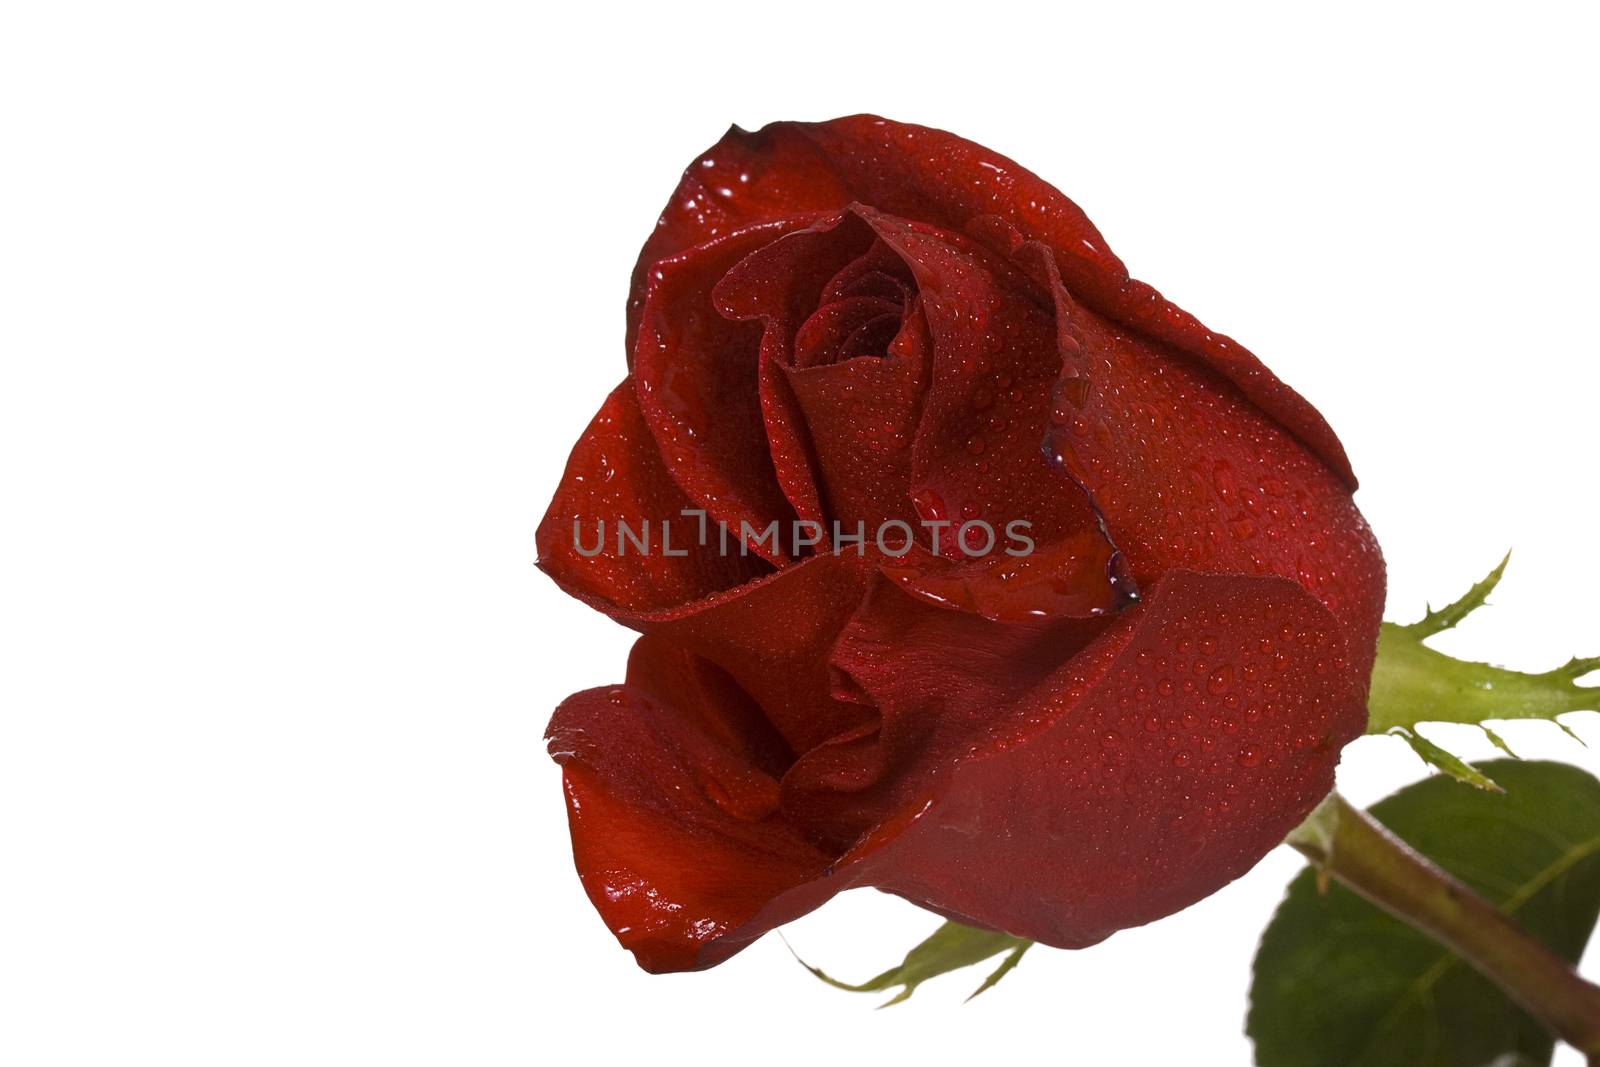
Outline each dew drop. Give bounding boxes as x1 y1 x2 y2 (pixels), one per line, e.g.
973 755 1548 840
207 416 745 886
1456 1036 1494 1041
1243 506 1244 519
1206 665 1233 695
1213 460 1237 501
910 488 949 523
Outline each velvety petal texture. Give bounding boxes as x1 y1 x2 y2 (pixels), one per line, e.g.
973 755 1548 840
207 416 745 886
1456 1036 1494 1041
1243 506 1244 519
541 115 1385 972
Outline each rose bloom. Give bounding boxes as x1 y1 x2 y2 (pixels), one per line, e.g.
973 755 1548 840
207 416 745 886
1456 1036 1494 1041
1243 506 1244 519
538 116 1384 973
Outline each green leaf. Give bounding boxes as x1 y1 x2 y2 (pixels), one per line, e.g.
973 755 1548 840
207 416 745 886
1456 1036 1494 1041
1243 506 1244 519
1366 556 1597 783
1249 760 1600 1067
793 920 1032 1007
1397 551 1510 639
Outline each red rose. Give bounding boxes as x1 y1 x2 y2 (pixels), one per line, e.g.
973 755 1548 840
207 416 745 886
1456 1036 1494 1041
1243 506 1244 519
539 115 1385 973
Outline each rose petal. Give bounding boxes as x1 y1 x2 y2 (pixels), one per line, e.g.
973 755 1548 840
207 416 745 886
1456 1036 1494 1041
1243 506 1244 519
1009 233 1384 651
791 295 902 368
852 569 1367 947
783 575 1107 843
881 532 1135 623
713 214 889 530
627 125 852 356
620 553 876 759
536 380 769 613
547 639 832 972
635 222 816 563
817 238 917 307
779 299 930 533
853 207 1131 617
621 635 794 787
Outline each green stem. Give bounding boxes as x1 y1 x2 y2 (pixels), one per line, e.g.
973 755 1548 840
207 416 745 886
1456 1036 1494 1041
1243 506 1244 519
1288 793 1600 1061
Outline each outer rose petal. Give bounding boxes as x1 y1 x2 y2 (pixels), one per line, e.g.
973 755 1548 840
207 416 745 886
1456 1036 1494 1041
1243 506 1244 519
631 116 1355 488
999 229 1384 653
855 567 1369 948
535 380 768 614
627 125 851 356
547 638 831 972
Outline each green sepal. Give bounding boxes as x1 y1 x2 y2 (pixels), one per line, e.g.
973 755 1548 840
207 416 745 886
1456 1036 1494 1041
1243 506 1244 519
1388 726 1504 792
1397 552 1510 639
793 920 1031 1007
965 941 1032 1002
1367 556 1596 787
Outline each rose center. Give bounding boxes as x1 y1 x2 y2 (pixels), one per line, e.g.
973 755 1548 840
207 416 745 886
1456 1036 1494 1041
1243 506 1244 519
790 238 918 369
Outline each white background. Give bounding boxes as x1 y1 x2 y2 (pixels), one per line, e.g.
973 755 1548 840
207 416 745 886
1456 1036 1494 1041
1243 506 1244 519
3 2 1597 1064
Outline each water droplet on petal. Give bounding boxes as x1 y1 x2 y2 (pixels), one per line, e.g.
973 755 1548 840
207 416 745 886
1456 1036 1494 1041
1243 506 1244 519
1207 665 1233 695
